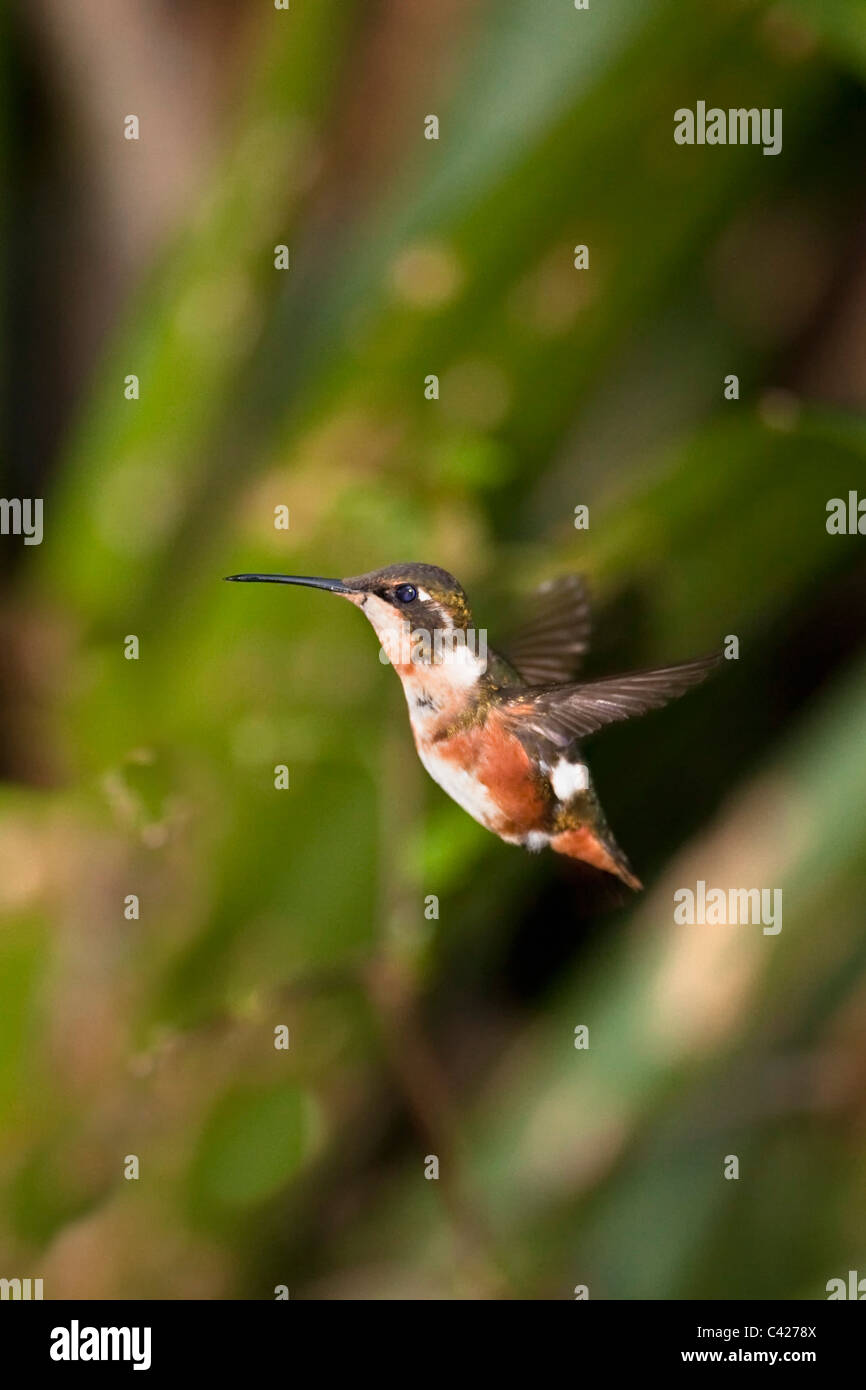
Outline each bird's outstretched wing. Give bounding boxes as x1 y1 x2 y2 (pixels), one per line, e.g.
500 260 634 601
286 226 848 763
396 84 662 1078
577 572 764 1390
503 574 592 687
498 654 720 754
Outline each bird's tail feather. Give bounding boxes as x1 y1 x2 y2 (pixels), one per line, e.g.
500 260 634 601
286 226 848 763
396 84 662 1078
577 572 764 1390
550 823 642 890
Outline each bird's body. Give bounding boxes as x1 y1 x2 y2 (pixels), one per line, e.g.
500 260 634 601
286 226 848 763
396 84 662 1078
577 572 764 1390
364 589 635 881
226 563 719 890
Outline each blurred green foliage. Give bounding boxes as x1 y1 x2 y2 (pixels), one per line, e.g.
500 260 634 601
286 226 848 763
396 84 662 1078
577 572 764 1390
2 0 866 1298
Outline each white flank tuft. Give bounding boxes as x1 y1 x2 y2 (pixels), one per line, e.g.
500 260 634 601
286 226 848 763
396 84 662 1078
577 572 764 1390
550 758 590 801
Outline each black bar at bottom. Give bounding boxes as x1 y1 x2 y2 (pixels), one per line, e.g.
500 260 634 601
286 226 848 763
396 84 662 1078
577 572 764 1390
1 1298 861 1375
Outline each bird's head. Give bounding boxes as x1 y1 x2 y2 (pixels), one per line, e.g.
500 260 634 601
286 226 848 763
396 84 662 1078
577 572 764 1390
225 563 474 671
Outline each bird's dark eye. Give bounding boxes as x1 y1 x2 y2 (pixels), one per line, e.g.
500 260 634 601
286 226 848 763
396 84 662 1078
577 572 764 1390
394 583 417 604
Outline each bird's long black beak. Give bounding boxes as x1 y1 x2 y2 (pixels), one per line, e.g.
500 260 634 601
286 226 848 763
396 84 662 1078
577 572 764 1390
223 573 357 595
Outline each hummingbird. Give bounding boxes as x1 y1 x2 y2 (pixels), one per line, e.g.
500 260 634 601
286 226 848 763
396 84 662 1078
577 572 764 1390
225 564 719 890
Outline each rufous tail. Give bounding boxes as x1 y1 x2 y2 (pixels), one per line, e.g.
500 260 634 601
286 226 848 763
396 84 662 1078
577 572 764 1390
549 824 643 890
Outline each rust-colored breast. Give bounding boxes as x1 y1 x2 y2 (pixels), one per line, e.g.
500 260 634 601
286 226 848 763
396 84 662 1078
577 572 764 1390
427 713 550 839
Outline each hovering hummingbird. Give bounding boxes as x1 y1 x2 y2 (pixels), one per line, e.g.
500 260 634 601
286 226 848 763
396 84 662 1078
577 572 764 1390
225 564 719 890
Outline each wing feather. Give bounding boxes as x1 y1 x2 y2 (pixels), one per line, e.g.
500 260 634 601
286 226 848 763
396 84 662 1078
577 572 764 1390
504 575 591 686
499 654 720 752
